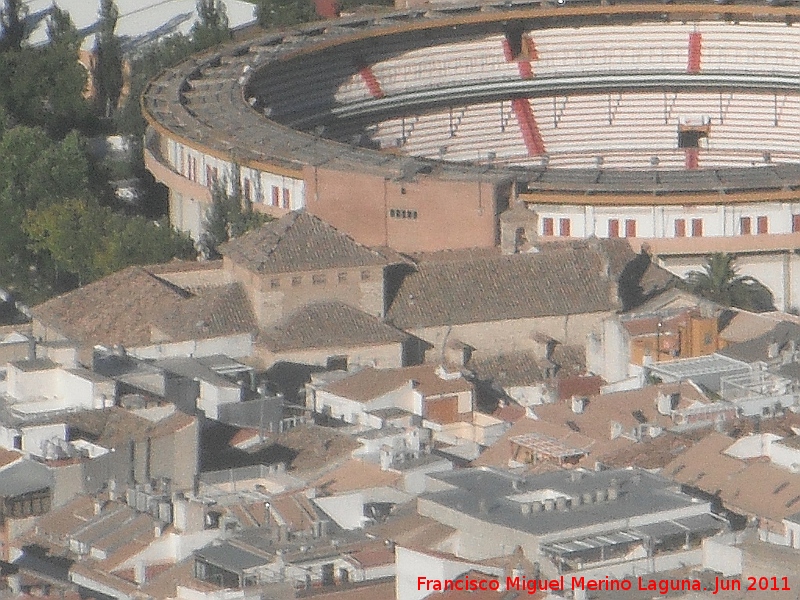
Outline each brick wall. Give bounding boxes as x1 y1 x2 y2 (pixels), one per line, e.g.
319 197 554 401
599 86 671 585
225 258 386 328
304 166 508 252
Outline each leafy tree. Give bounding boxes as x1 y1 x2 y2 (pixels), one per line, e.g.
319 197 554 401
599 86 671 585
255 0 315 29
0 0 27 52
47 5 79 49
192 0 232 48
23 198 112 285
94 0 123 118
684 253 775 312
24 199 196 286
105 215 196 272
0 126 90 210
200 181 272 258
0 12 91 137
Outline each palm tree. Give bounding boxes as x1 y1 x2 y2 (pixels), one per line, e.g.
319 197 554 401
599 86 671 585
684 253 775 312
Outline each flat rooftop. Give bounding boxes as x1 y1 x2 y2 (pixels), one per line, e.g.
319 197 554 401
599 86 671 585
421 467 707 538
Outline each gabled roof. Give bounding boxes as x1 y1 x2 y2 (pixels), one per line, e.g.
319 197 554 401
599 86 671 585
663 432 800 521
321 364 473 403
259 301 408 352
720 320 800 364
387 239 674 329
220 211 393 275
31 266 255 349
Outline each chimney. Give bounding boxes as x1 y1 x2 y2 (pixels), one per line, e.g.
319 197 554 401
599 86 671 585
555 497 568 511
107 479 117 502
531 501 543 513
520 503 531 515
769 342 780 359
571 396 586 414
582 492 594 505
93 499 104 516
478 499 489 515
543 499 555 511
656 393 672 416
595 488 608 503
134 561 147 585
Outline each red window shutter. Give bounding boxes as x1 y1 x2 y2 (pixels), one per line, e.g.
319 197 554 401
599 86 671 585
691 218 703 237
608 219 619 238
243 179 251 202
793 214 800 233
542 217 554 236
757 216 768 234
674 219 686 237
282 188 290 209
559 218 571 237
740 217 751 235
625 219 636 238
271 186 280 207
206 166 213 187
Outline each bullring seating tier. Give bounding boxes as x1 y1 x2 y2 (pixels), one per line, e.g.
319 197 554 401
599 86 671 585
144 1 800 197
367 92 800 169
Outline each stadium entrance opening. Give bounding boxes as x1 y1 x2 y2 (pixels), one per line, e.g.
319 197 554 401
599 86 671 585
678 119 710 149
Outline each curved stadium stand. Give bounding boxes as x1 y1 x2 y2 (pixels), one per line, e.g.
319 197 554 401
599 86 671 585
143 1 800 309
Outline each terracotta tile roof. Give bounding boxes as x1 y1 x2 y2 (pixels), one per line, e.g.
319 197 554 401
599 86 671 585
63 407 195 448
0 448 22 470
474 382 706 470
366 508 455 549
720 310 781 344
300 580 396 600
387 239 673 329
139 557 221 599
220 211 392 274
720 321 800 364
662 432 800 521
312 459 403 494
31 266 255 348
468 347 589 389
262 425 360 475
322 364 472 403
347 543 395 568
556 375 604 402
492 403 526 423
259 301 408 352
270 491 321 531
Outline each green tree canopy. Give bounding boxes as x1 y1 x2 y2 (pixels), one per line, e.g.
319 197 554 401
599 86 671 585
199 181 272 258
684 253 775 312
0 43 92 136
0 0 27 52
24 198 196 286
192 0 232 48
94 0 123 118
255 0 315 29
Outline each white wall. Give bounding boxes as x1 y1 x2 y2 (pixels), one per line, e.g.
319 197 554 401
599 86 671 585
198 379 242 420
6 363 58 403
395 546 504 600
131 333 253 361
21 423 68 457
702 538 743 576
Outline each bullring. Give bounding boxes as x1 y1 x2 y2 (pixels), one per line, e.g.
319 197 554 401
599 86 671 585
143 0 800 308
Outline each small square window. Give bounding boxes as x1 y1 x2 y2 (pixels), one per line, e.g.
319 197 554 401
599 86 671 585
292 276 302 287
270 278 280 289
361 270 370 281
338 272 347 283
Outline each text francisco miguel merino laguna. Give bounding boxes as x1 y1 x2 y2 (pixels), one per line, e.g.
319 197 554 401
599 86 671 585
417 574 779 595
